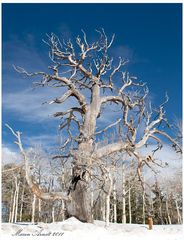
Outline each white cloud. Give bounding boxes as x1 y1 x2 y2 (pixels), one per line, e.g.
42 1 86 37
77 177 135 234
2 146 21 165
139 144 182 182
3 87 77 122
23 134 61 149
3 35 48 72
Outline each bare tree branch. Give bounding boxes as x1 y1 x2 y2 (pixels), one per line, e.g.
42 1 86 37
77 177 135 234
5 124 71 202
95 118 122 135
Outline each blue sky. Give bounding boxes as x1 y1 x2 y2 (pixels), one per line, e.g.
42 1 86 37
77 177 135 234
2 3 182 152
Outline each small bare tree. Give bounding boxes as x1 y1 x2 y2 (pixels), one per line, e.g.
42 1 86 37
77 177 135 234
9 30 181 223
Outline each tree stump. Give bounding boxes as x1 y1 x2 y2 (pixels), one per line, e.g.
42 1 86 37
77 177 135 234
148 217 153 230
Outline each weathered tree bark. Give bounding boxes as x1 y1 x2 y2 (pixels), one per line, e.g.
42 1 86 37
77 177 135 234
66 84 100 223
67 180 92 222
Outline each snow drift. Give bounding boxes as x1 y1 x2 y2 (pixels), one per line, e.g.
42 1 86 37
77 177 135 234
1 217 183 240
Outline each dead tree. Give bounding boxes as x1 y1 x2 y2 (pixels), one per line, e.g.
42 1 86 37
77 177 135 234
9 30 181 223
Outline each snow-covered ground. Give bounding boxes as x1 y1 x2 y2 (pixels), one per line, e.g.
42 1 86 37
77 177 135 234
1 217 183 240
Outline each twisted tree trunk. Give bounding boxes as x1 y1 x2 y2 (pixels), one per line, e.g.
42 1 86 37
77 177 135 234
66 84 101 222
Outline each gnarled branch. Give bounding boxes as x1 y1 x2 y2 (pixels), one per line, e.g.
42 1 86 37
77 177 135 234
6 124 71 202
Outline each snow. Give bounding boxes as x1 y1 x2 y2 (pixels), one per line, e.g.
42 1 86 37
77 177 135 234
1 217 183 240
